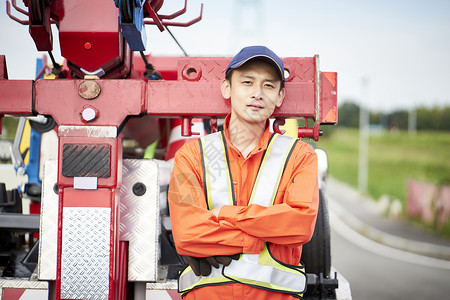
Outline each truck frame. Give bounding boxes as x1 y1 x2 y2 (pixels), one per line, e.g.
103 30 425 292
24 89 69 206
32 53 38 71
0 1 350 299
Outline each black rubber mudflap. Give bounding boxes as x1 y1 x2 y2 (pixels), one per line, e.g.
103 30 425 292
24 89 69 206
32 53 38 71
301 190 331 277
62 144 111 177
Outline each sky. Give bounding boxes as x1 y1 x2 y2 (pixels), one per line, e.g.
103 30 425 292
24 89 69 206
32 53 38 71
1 0 450 112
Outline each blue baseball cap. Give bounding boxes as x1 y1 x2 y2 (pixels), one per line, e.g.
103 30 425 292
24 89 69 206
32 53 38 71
226 46 285 83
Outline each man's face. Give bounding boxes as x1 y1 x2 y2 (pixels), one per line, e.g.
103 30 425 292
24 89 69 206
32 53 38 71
221 60 285 124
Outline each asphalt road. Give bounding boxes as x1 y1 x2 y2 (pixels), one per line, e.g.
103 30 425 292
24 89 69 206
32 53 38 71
330 213 450 299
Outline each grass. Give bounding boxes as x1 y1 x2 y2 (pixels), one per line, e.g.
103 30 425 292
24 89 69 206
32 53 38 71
316 127 450 236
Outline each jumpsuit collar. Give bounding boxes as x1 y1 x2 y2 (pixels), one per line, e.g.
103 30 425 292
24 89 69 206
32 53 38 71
222 114 273 158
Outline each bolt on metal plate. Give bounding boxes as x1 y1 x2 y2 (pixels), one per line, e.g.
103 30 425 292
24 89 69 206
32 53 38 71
78 80 101 100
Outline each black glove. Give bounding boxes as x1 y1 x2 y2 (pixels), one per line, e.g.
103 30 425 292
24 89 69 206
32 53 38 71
184 254 241 276
210 254 241 267
184 256 212 276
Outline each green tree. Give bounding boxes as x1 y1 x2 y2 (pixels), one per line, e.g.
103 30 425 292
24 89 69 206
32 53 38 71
387 110 408 130
417 107 437 130
439 107 450 130
337 101 360 128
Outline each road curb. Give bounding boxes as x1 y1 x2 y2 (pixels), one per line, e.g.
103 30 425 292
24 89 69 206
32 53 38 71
328 194 450 261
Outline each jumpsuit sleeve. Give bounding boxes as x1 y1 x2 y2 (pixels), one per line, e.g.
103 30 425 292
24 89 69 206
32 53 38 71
168 141 265 257
218 144 319 247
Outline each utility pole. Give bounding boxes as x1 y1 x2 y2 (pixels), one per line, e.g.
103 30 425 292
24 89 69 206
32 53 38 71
358 78 369 194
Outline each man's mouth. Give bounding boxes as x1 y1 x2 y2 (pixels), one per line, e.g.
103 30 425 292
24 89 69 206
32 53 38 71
248 104 264 110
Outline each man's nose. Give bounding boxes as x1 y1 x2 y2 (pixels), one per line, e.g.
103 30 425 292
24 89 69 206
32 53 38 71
252 84 264 99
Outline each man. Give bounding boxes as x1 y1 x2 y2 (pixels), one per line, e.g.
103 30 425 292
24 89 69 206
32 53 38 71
168 46 319 299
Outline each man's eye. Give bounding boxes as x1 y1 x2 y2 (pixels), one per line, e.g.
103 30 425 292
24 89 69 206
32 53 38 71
265 84 275 89
242 81 252 85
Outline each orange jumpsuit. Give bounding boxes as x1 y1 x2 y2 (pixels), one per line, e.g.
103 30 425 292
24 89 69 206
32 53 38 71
168 115 319 300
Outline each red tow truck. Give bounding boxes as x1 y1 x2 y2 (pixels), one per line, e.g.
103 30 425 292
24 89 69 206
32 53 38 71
0 1 350 299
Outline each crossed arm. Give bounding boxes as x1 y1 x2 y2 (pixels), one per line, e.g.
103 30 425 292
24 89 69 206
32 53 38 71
168 141 319 258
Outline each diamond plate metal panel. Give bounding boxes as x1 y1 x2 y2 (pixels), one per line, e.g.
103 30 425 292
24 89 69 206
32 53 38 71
0 278 48 289
38 160 58 280
61 207 111 300
120 159 160 281
146 281 178 290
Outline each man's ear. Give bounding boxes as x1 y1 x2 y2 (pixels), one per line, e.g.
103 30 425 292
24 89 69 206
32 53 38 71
275 87 286 107
221 79 231 99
